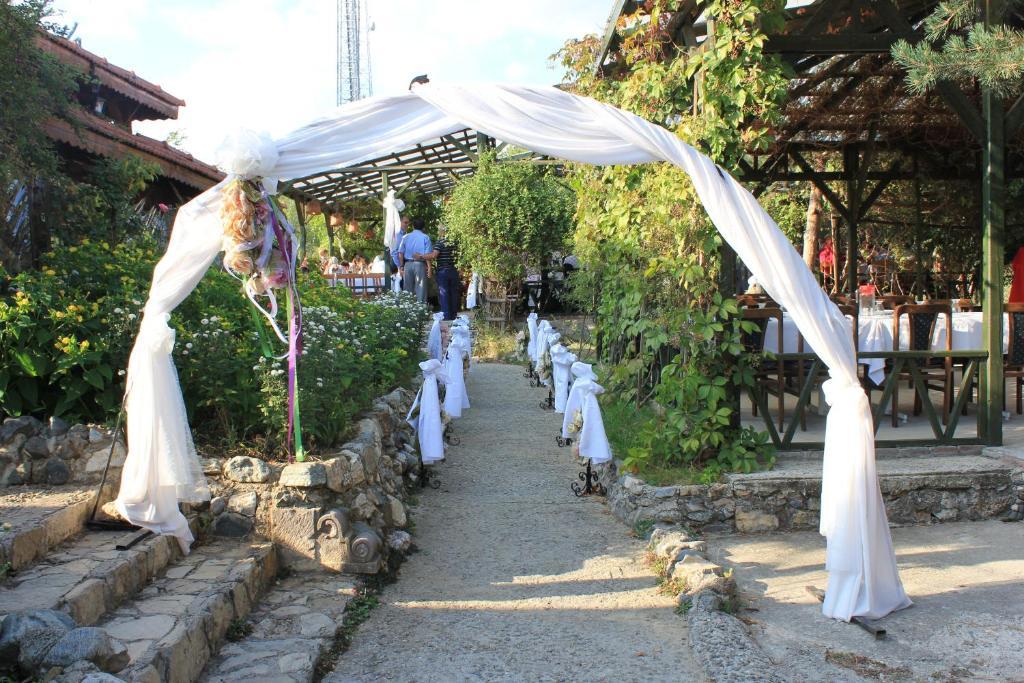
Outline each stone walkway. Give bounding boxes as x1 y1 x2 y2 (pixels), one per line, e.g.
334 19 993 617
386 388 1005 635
325 362 699 683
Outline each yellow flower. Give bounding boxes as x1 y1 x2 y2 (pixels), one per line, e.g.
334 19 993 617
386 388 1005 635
44 269 56 276
362 353 371 360
79 340 89 351
68 246 77 253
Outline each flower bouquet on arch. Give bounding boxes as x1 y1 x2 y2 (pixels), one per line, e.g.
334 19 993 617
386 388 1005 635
538 345 553 384
515 328 528 359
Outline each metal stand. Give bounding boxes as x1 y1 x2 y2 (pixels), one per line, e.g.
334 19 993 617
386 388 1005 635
444 423 460 446
524 364 536 382
556 435 574 447
420 461 441 490
86 409 148 545
571 459 606 497
539 387 554 410
805 586 887 639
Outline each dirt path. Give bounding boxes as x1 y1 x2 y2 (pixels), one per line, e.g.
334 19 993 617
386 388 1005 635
325 362 699 683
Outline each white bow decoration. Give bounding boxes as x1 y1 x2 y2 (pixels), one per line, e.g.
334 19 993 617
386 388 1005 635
575 378 612 464
550 344 576 413
426 312 444 363
526 312 538 360
214 129 280 189
383 189 406 250
562 362 598 440
442 336 470 418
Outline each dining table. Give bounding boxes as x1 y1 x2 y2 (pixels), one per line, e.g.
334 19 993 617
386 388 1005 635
763 310 1009 386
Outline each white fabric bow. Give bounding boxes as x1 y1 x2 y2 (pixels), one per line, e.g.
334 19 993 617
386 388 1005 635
427 312 444 362
562 362 598 439
575 378 612 464
526 312 538 359
214 129 280 190
442 336 470 418
550 344 576 413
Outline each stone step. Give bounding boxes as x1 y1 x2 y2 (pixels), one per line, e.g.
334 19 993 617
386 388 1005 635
199 572 357 683
0 527 179 625
96 540 277 683
0 485 94 572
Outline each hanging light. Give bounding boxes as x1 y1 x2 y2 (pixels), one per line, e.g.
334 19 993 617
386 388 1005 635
307 199 322 215
346 208 359 234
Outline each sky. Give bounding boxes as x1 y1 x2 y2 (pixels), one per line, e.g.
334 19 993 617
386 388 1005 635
49 0 612 165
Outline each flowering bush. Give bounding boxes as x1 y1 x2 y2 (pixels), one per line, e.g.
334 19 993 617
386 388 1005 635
0 238 428 455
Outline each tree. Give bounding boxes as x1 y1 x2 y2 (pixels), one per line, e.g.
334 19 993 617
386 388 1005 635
892 0 1024 96
441 153 574 290
0 0 78 270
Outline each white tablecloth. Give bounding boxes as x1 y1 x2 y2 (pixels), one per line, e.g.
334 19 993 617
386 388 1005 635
764 312 1009 385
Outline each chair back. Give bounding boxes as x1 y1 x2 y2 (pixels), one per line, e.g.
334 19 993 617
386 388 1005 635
836 303 859 350
893 302 952 353
1007 303 1024 366
328 272 385 298
881 295 915 310
741 307 784 354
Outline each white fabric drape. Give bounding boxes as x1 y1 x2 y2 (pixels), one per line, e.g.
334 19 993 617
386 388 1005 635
562 362 598 440
526 312 538 360
383 189 405 251
427 312 444 363
406 359 445 464
442 336 470 418
120 82 906 621
575 378 613 464
533 320 551 369
466 272 482 309
550 344 576 413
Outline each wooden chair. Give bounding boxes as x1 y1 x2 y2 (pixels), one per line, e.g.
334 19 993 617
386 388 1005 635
891 303 953 427
789 304 859 431
1005 303 1024 414
741 307 785 429
880 295 915 310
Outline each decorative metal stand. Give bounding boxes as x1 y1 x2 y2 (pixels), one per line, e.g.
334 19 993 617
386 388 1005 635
804 586 887 639
539 387 554 410
571 459 606 497
420 461 441 490
444 423 460 446
524 364 536 382
556 435 574 447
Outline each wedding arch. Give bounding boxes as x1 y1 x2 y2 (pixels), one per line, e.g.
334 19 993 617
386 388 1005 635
114 83 910 623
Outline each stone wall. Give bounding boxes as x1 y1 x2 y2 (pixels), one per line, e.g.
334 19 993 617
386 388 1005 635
0 416 125 488
196 387 421 572
606 450 1022 533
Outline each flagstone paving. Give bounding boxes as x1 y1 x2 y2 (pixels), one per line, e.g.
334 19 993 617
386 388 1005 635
325 362 700 683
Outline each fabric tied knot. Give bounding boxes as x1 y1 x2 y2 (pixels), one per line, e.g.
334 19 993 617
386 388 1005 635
214 129 280 188
821 377 867 409
407 359 446 464
138 312 176 354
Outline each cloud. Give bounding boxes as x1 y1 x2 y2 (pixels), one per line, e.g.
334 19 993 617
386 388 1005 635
51 0 609 164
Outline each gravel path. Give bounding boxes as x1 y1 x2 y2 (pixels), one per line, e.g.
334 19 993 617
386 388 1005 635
325 362 699 683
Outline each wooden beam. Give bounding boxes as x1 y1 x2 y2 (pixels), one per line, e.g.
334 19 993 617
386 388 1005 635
764 34 904 54
1005 91 1024 138
790 150 853 223
858 161 902 219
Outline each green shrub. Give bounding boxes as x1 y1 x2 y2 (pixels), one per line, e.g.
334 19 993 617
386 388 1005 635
0 238 427 455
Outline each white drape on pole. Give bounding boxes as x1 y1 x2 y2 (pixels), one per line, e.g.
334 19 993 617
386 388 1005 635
442 336 470 418
575 378 612 465
550 344 576 414
526 312 538 361
383 189 405 251
406 359 445 464
118 83 907 621
426 312 444 363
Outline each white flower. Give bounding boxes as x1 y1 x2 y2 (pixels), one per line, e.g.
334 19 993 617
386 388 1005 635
185 342 193 349
118 369 126 376
114 307 123 314
183 350 189 355
128 313 136 320
201 318 209 325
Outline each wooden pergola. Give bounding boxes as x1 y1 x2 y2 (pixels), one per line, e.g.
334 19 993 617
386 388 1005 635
595 0 1023 445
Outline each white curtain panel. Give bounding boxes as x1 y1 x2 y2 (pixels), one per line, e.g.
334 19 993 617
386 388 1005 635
526 312 538 360
119 83 906 621
575 378 613 464
426 312 444 363
562 361 598 440
550 344 576 413
442 337 470 418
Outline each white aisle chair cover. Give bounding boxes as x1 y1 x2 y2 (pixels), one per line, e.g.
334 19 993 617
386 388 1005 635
426 312 444 363
540 331 560 387
574 378 613 464
533 320 551 368
562 362 598 440
550 344 576 413
120 82 905 621
406 359 446 464
442 335 470 418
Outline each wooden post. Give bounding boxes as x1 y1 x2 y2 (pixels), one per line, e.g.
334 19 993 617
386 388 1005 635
381 172 392 291
844 145 860 299
980 0 1006 445
324 208 336 258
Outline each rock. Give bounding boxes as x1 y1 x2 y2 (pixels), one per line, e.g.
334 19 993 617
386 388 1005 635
223 456 271 483
41 627 130 673
934 508 958 521
88 428 107 444
670 554 723 587
298 612 335 638
0 415 43 444
280 462 327 488
228 491 259 516
48 416 70 437
0 608 76 670
653 485 678 498
351 493 376 520
735 509 780 533
385 495 407 527
212 512 253 537
324 456 351 492
45 458 71 485
64 424 90 455
210 496 227 516
653 532 696 560
621 475 644 495
201 457 222 476
22 435 50 459
686 510 715 524
386 530 413 553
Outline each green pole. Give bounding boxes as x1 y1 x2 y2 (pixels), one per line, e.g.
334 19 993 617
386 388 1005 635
844 145 860 299
980 0 1006 445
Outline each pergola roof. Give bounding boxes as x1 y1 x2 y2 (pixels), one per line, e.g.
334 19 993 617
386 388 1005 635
286 128 560 209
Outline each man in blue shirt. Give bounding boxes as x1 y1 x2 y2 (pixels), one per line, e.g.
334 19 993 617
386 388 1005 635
398 217 432 303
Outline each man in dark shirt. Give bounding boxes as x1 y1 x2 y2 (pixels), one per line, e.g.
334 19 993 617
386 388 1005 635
425 225 460 320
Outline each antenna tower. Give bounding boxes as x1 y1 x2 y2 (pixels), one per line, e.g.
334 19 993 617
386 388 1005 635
337 0 373 105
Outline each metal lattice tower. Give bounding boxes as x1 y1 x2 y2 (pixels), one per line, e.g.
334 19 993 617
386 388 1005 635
337 0 373 105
